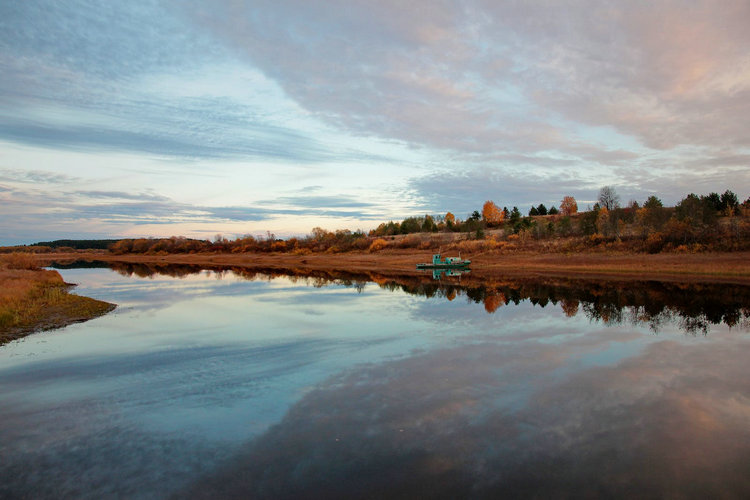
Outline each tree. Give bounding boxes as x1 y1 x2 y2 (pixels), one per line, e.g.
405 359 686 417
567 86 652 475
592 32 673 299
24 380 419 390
400 217 421 234
469 210 481 221
482 200 503 226
529 206 539 216
720 190 739 215
643 195 663 209
596 206 610 235
676 193 716 226
536 203 548 216
637 196 668 234
598 186 620 210
560 196 578 216
421 215 437 232
548 206 558 215
704 192 722 212
445 211 455 226
510 206 521 223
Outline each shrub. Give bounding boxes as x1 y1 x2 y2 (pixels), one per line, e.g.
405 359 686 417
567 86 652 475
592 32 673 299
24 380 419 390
645 232 665 253
270 240 287 251
369 238 389 252
397 234 423 248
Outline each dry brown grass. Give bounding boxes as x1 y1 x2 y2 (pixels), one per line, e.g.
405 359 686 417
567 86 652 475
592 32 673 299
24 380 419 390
38 247 750 286
0 254 115 344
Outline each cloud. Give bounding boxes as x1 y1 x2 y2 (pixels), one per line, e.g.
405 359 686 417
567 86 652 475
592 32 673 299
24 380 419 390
0 168 79 184
74 191 170 202
409 167 599 215
1 0 749 239
182 1 750 157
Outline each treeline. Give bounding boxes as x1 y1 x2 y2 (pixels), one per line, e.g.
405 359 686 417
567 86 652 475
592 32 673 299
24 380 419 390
0 239 123 253
2 187 748 256
33 239 122 250
368 187 750 253
108 230 373 255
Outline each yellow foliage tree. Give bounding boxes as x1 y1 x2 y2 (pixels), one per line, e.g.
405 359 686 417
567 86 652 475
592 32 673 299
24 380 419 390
445 212 456 226
560 196 578 216
482 201 503 226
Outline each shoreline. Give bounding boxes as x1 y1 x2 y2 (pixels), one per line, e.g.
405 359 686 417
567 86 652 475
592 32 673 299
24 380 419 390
4 249 748 344
0 264 116 346
40 249 750 285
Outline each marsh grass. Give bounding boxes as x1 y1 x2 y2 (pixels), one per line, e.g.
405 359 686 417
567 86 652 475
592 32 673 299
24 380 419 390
0 253 115 344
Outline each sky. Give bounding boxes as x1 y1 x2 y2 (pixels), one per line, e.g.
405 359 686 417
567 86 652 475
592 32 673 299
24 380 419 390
1 0 749 245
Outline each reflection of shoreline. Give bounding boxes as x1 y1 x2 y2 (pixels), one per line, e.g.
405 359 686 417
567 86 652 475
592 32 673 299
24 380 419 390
55 261 750 335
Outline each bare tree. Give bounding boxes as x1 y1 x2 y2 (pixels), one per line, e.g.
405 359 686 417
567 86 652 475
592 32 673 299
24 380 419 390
598 186 620 210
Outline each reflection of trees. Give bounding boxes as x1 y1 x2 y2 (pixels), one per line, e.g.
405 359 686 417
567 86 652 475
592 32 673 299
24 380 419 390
560 299 579 317
103 262 750 335
483 292 505 313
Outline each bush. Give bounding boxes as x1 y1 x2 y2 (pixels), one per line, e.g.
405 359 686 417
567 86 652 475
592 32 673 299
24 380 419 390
397 234 423 248
645 232 665 253
369 238 389 252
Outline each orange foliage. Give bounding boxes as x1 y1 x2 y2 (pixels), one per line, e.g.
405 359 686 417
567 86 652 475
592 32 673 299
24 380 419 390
482 200 503 226
560 196 578 216
368 238 389 252
484 292 505 313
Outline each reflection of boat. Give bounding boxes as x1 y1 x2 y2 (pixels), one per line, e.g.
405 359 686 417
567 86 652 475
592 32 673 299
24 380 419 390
431 268 469 280
416 253 471 270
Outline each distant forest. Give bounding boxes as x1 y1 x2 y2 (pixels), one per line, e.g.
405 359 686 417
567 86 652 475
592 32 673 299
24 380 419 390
3 187 749 255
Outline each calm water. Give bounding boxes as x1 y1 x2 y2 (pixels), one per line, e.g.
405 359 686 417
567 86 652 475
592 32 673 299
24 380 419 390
1 265 749 498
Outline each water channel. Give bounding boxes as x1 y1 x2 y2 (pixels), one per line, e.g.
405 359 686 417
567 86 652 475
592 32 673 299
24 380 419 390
1 263 749 498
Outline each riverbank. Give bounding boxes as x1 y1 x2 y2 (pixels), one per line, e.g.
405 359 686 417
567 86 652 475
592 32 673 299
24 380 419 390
0 254 115 345
39 249 750 285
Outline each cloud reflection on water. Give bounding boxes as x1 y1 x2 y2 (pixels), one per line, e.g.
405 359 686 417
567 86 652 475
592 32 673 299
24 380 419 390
186 335 750 498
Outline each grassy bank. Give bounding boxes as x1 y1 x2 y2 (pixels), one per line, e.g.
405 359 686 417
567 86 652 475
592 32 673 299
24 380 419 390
0 253 115 345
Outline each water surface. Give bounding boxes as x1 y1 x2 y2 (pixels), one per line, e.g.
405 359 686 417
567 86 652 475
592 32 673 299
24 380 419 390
1 265 749 498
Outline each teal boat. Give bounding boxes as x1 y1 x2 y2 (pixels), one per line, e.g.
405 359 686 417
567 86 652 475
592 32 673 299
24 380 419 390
416 253 471 269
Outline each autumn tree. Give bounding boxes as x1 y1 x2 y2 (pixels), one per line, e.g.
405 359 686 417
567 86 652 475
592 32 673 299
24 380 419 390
482 200 503 226
559 196 578 216
598 186 620 210
421 215 437 232
634 196 665 235
445 211 455 227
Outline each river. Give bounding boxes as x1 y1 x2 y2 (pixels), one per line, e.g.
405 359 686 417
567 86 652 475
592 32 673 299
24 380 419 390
1 264 749 498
